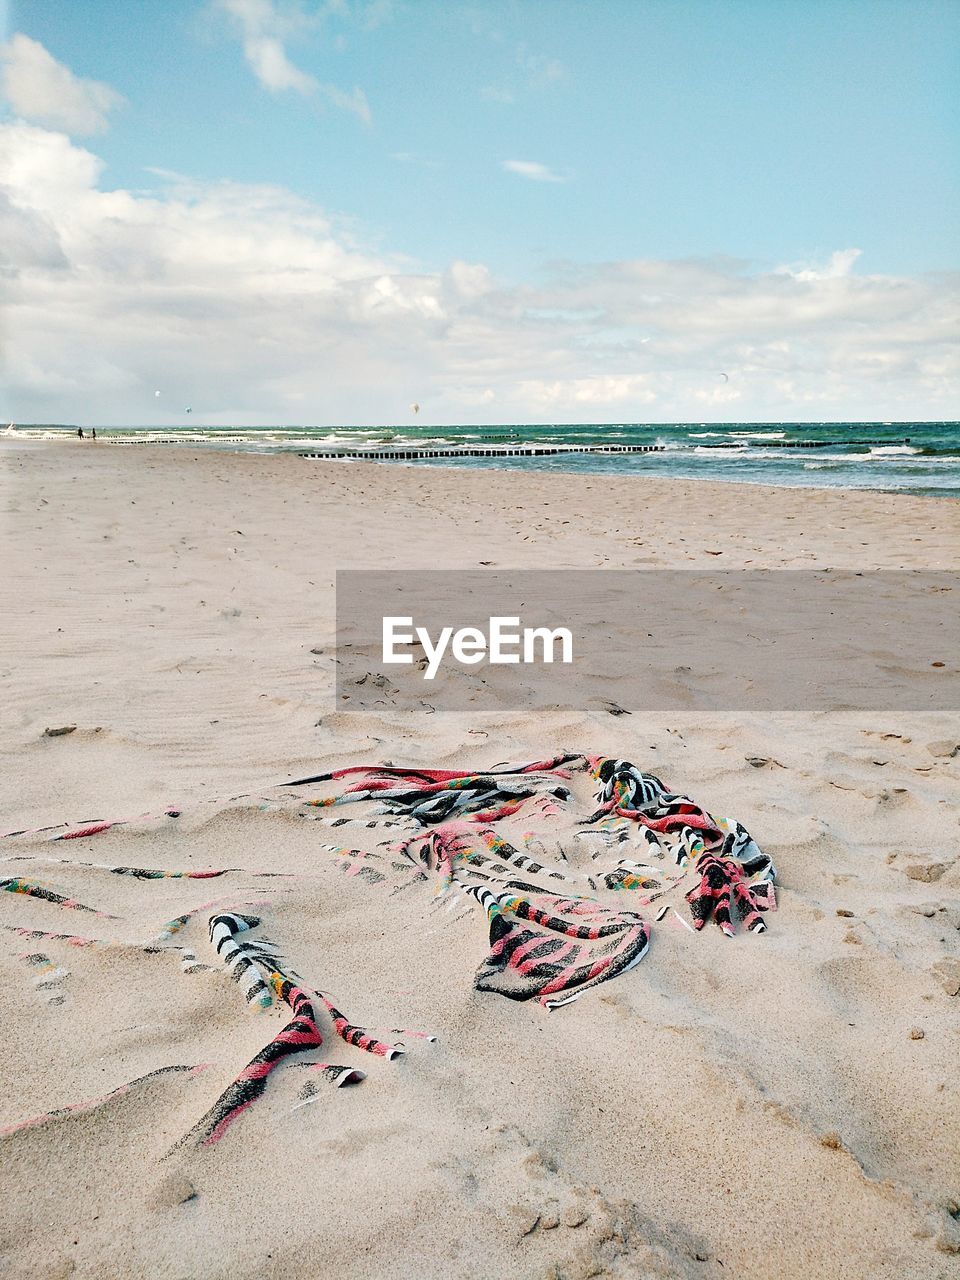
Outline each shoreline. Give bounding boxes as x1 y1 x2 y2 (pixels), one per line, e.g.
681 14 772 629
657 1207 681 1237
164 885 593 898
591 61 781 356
5 434 960 504
5 416 960 501
304 454 960 501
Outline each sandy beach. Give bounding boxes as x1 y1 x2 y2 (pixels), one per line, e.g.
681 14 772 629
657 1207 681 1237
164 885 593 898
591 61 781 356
2 440 959 1280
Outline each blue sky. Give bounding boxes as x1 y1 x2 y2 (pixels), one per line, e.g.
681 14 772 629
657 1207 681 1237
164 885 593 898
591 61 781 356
11 0 959 278
1 0 958 423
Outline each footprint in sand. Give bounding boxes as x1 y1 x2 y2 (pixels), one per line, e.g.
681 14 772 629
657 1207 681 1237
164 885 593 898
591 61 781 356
496 1129 715 1278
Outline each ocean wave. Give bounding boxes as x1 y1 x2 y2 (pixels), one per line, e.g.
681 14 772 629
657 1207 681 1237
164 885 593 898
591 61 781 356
691 445 748 456
798 453 952 468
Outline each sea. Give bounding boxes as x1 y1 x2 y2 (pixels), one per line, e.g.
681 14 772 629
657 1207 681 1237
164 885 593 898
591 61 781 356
8 421 960 498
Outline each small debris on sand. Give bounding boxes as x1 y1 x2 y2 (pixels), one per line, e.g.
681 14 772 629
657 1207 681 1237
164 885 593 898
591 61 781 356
932 959 960 997
601 700 631 716
902 862 951 883
149 1173 197 1209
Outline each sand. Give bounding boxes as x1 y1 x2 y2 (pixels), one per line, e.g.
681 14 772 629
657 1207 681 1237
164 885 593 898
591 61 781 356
1 440 958 1280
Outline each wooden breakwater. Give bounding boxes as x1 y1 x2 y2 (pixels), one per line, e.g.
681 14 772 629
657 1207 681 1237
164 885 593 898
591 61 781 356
300 438 914 461
299 443 667 460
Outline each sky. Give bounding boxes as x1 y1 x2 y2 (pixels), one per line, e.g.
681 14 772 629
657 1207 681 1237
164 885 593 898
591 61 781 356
1 0 958 425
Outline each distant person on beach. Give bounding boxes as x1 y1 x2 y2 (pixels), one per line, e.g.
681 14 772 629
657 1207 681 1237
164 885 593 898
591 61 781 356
91 428 97 440
77 427 84 439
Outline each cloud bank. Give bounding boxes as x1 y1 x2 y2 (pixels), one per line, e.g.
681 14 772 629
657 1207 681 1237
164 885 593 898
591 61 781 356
0 119 956 425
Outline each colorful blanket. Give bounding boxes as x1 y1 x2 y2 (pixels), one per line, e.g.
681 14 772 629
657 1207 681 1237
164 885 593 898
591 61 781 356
1 753 776 1147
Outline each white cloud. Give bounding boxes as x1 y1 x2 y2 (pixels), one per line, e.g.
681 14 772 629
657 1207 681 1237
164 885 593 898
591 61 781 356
479 57 563 104
517 50 565 87
392 151 440 168
320 82 371 125
0 34 124 135
447 261 493 299
503 159 566 184
214 0 371 122
240 30 316 93
2 121 957 425
778 247 863 281
358 0 394 32
480 85 515 104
